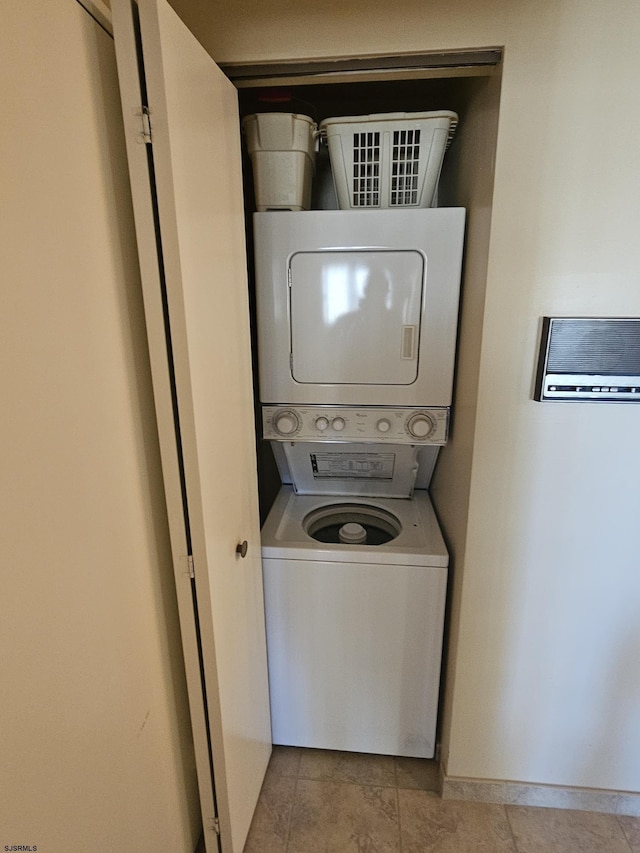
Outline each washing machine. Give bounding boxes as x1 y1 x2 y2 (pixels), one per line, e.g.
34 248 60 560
261 482 448 759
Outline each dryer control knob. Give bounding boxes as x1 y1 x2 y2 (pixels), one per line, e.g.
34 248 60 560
315 416 329 432
376 418 391 433
274 410 300 436
407 413 435 439
332 417 346 432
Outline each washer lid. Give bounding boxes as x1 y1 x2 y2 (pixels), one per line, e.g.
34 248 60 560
282 441 419 497
261 486 449 566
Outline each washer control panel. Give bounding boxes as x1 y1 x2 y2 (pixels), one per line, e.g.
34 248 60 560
262 406 449 445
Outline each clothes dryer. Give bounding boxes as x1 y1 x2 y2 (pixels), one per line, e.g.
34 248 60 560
261 486 448 758
254 209 466 411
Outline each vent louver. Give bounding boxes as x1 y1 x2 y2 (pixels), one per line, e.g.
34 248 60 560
352 131 381 207
391 129 421 206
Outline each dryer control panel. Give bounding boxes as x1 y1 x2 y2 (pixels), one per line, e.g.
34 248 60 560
262 405 449 445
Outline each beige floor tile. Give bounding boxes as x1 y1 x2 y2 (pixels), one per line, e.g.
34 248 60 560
394 757 440 792
399 790 517 852
617 814 640 851
506 806 632 853
287 779 401 853
268 745 303 777
243 774 296 853
298 748 396 787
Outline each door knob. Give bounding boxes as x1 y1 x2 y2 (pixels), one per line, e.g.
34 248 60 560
236 540 248 558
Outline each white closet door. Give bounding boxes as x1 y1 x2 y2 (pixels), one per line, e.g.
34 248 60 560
111 1 271 851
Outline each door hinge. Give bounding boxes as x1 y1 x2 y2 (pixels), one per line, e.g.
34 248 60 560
207 815 220 836
135 105 153 144
287 267 292 288
187 554 195 579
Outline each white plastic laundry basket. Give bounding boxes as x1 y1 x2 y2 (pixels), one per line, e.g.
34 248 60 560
319 111 458 209
242 113 317 211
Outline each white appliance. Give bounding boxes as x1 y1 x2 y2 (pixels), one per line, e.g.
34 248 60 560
260 428 449 758
255 206 465 759
261 486 448 758
254 209 466 410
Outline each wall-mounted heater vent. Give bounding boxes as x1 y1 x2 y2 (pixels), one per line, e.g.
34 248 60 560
534 317 640 402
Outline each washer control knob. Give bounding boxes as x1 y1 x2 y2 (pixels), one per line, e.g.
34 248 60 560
315 416 330 432
273 410 300 436
376 418 391 434
407 412 435 439
331 417 346 432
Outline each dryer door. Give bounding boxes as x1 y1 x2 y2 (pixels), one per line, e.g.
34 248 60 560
289 250 424 385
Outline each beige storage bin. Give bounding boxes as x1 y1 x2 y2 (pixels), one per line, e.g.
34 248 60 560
242 113 317 211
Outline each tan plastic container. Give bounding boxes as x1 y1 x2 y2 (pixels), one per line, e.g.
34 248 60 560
242 113 317 211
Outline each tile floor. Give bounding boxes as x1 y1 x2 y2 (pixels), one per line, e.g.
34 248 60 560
243 747 640 853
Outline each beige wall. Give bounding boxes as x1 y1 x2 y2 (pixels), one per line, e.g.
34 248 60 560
430 67 502 768
170 0 506 63
0 1 199 848
170 0 640 793
451 0 640 791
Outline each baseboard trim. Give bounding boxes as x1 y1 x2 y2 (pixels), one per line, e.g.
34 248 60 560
440 771 640 817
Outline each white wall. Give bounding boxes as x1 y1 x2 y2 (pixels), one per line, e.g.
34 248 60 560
169 0 640 794
430 68 502 764
449 0 640 790
0 1 200 848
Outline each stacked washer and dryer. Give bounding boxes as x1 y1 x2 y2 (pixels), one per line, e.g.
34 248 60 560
254 207 465 759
